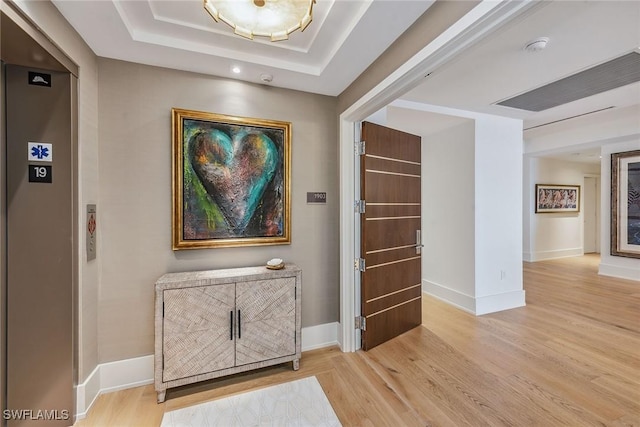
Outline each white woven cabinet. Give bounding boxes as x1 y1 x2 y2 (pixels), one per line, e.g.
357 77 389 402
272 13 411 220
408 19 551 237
154 264 302 402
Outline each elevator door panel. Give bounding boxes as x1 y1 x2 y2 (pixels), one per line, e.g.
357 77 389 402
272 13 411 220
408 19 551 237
5 64 73 426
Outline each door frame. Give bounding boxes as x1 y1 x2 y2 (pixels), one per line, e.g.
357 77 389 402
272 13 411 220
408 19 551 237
337 0 536 352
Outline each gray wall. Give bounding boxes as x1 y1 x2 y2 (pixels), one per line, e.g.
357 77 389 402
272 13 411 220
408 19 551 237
98 58 340 362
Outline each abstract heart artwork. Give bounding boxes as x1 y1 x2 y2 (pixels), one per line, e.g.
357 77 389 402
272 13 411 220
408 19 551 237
172 109 291 249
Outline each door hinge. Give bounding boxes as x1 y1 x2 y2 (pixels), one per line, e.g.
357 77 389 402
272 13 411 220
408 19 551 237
355 316 367 331
354 258 366 272
355 140 365 156
355 200 366 214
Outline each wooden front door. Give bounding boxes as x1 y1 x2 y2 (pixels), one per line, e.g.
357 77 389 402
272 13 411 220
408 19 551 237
360 121 422 350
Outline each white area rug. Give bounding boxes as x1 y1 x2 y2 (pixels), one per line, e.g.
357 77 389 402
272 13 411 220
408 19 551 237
160 376 342 427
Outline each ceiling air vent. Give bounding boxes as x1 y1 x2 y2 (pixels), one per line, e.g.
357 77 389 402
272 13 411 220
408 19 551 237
497 51 640 111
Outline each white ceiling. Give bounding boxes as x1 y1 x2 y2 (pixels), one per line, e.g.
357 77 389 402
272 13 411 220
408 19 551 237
51 0 434 96
399 0 640 129
393 0 640 164
52 0 640 164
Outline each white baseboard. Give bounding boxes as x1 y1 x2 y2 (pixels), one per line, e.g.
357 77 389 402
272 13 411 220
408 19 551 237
525 248 583 262
423 281 526 315
75 322 339 419
75 355 154 420
599 263 640 281
301 322 339 351
100 355 155 394
475 290 526 315
423 279 475 313
74 365 100 420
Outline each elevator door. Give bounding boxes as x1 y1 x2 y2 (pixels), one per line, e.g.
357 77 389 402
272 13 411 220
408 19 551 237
5 64 73 426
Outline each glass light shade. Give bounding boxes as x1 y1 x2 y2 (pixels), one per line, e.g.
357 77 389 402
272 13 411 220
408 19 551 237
204 0 315 42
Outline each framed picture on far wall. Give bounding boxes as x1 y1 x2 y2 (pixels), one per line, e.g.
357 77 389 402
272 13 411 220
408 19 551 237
535 184 580 213
171 108 291 250
611 149 640 258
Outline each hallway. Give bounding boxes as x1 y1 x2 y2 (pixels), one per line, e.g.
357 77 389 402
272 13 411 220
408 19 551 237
77 255 639 426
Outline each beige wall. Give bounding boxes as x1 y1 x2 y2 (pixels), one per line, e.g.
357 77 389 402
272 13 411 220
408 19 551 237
97 58 339 362
11 0 100 383
337 0 478 112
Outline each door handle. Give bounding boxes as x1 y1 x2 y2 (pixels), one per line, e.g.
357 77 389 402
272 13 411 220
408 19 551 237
237 310 242 339
230 311 234 340
416 230 423 255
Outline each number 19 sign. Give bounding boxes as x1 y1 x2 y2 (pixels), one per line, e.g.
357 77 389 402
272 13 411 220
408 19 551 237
28 165 52 183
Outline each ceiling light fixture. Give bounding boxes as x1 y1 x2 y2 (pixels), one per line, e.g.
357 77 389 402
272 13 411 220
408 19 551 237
231 65 241 73
204 0 316 42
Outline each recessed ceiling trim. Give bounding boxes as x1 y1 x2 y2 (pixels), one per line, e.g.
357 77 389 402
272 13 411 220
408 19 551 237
112 0 323 75
112 0 370 76
130 28 323 75
497 51 640 112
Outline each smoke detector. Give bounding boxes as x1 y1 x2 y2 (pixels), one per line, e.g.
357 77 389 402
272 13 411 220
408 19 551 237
524 37 549 52
260 73 273 83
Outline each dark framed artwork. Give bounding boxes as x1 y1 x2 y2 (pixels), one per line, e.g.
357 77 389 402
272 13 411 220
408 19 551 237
611 150 640 258
172 108 291 249
535 184 580 213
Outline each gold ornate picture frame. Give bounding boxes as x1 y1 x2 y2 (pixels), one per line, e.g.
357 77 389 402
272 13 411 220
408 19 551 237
172 108 291 250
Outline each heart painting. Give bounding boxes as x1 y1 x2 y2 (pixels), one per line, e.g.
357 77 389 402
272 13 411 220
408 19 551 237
190 129 277 233
175 112 290 249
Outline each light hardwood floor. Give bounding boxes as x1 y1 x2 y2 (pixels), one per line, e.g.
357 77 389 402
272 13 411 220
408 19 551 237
75 255 639 426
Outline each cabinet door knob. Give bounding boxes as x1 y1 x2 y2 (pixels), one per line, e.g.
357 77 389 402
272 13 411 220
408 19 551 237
230 311 234 340
238 310 242 339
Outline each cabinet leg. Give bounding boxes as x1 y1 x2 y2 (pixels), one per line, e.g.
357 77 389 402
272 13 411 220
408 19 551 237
293 359 300 371
157 390 166 403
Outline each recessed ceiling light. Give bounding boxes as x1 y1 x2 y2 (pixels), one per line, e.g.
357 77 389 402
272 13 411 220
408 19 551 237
231 66 241 74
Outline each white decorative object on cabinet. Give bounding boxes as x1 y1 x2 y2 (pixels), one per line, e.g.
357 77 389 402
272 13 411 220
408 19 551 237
154 264 301 403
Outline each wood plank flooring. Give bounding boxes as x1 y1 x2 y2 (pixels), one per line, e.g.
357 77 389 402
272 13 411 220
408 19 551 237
74 255 639 426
